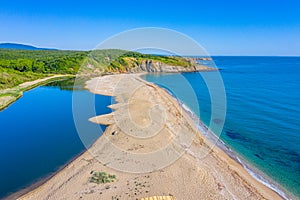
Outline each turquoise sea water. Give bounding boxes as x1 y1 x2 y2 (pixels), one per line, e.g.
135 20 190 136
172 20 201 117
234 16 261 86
144 57 300 199
0 80 112 199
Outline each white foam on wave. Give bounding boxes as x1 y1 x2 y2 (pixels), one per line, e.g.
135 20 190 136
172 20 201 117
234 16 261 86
238 158 291 200
196 119 291 200
196 118 291 200
157 85 291 199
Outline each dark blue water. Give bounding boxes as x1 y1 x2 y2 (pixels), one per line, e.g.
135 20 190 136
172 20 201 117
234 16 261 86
144 57 300 199
0 79 112 199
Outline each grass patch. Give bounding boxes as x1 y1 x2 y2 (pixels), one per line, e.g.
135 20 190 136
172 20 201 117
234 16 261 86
89 171 116 184
0 68 51 89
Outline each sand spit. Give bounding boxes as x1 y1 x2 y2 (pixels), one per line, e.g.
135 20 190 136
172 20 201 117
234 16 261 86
18 74 283 200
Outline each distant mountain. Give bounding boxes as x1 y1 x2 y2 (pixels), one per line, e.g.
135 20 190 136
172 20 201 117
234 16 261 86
0 43 57 50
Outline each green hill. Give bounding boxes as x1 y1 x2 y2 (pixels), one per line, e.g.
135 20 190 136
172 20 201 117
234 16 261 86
0 49 207 89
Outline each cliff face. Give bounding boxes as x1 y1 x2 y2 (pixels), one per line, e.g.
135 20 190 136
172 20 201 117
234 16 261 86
127 59 215 73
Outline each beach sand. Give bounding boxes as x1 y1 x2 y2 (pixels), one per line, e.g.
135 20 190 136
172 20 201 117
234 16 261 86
18 74 283 200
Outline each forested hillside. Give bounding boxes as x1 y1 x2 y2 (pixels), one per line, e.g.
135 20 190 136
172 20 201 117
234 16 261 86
0 49 200 88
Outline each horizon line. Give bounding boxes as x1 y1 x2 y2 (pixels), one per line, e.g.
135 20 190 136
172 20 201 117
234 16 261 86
1 42 299 57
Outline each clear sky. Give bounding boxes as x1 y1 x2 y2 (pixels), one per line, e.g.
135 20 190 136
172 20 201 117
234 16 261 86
0 0 299 55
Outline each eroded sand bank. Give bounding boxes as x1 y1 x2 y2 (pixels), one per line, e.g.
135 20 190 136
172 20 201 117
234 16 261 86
18 74 283 200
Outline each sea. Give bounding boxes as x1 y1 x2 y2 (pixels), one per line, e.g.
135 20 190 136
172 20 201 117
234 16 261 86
144 56 300 199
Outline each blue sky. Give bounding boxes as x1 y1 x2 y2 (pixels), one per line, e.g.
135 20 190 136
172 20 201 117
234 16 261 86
0 0 299 55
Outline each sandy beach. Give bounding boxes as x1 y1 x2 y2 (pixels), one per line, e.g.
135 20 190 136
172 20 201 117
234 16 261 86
18 74 284 200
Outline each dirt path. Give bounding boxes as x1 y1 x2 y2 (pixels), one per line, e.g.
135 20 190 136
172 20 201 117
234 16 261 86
0 74 73 111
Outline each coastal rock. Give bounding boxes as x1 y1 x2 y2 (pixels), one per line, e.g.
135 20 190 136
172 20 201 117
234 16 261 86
128 59 215 73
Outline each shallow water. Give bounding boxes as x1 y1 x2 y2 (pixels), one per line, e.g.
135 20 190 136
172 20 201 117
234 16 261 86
144 56 300 198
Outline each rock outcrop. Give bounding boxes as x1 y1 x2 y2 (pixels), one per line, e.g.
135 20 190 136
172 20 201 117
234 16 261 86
127 59 216 73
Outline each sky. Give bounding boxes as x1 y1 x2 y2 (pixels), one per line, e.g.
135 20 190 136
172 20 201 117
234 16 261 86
0 0 299 55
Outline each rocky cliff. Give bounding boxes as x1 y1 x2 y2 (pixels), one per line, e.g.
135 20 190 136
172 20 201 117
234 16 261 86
117 58 216 73
84 51 217 74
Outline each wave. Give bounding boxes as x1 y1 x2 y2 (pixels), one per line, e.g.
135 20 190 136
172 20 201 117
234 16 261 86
162 87 291 200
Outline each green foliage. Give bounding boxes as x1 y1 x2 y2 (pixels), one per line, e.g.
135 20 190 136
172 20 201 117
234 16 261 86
0 49 191 74
0 49 87 74
0 49 193 88
121 51 191 66
89 171 116 184
0 67 50 89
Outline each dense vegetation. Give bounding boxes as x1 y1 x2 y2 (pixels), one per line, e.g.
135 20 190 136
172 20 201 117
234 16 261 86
0 49 192 88
0 49 87 74
0 67 51 89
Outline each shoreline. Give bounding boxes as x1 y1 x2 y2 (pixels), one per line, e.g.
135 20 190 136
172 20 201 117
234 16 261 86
176 97 292 200
142 75 293 200
3 149 87 200
0 74 74 111
18 74 286 200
